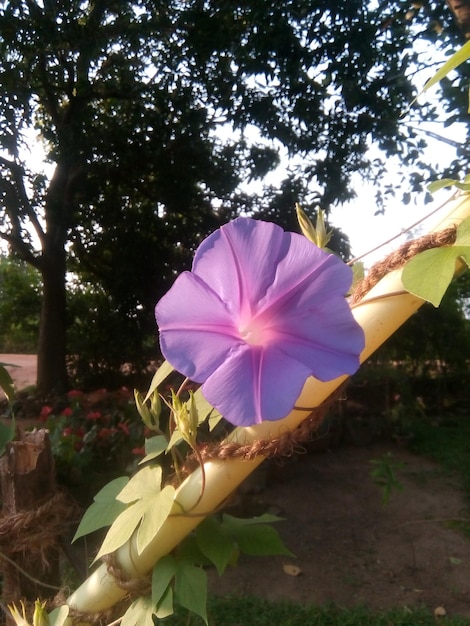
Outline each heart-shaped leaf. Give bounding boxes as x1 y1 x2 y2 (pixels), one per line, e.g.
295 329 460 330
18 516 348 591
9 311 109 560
402 216 470 306
73 476 129 541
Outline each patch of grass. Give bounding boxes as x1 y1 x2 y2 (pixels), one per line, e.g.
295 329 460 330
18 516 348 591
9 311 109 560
163 597 469 625
410 416 470 497
409 415 470 538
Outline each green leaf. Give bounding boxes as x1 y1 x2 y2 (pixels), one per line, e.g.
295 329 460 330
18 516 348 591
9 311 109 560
422 39 470 94
152 554 176 608
177 534 212 566
95 466 175 558
234 524 294 557
0 365 15 403
428 177 470 194
402 247 458 307
456 216 470 246
191 388 216 424
175 561 208 625
134 389 157 431
0 418 15 458
73 477 129 541
370 453 405 506
217 514 293 559
154 584 174 619
402 216 470 306
428 178 461 194
48 606 69 626
137 485 175 554
195 516 235 576
166 428 184 450
95 498 148 560
121 597 155 626
351 261 364 288
222 513 284 528
139 435 168 465
117 465 163 503
144 360 174 403
190 388 224 430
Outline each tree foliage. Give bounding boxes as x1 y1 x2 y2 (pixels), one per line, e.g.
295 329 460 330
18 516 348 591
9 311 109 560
0 255 41 352
0 1 469 390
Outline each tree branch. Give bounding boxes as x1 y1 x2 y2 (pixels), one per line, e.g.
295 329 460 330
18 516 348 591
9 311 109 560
0 156 46 246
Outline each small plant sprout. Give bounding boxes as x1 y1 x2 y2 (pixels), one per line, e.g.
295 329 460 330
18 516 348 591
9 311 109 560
295 203 333 250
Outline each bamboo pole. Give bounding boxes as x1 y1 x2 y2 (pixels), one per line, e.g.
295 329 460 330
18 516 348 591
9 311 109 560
65 192 470 620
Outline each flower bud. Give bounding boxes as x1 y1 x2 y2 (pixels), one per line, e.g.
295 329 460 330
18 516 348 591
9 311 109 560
296 203 332 250
134 389 161 431
171 390 197 447
33 600 49 626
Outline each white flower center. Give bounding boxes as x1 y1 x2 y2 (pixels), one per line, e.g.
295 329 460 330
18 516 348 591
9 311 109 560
239 321 266 346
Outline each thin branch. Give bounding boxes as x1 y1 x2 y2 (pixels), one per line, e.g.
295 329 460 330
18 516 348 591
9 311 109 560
0 550 61 591
405 123 470 155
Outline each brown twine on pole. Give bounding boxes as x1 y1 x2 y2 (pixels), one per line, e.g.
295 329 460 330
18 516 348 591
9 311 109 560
350 225 457 304
102 552 152 597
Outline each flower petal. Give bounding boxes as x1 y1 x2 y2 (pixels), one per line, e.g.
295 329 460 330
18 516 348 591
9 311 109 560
274 303 364 381
192 218 287 319
155 272 241 381
257 233 352 317
201 344 311 426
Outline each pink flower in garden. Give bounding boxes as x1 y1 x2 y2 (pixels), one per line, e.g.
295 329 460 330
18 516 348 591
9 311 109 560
62 426 74 437
39 405 53 422
86 410 102 421
97 427 112 439
67 389 84 399
155 217 364 427
117 422 130 435
61 407 73 417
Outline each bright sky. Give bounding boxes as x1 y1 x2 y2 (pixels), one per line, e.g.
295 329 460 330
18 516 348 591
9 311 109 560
330 120 464 266
331 185 457 267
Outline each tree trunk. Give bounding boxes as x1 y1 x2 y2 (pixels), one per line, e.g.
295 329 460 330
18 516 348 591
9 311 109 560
0 430 60 611
36 238 68 394
35 157 76 395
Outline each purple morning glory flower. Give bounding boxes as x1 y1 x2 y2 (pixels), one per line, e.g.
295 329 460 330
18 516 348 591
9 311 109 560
155 217 364 427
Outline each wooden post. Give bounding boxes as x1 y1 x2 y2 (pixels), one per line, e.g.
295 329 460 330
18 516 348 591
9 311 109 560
0 429 60 611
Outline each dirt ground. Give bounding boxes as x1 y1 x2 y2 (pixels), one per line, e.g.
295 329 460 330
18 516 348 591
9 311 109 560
3 355 470 619
209 446 470 619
